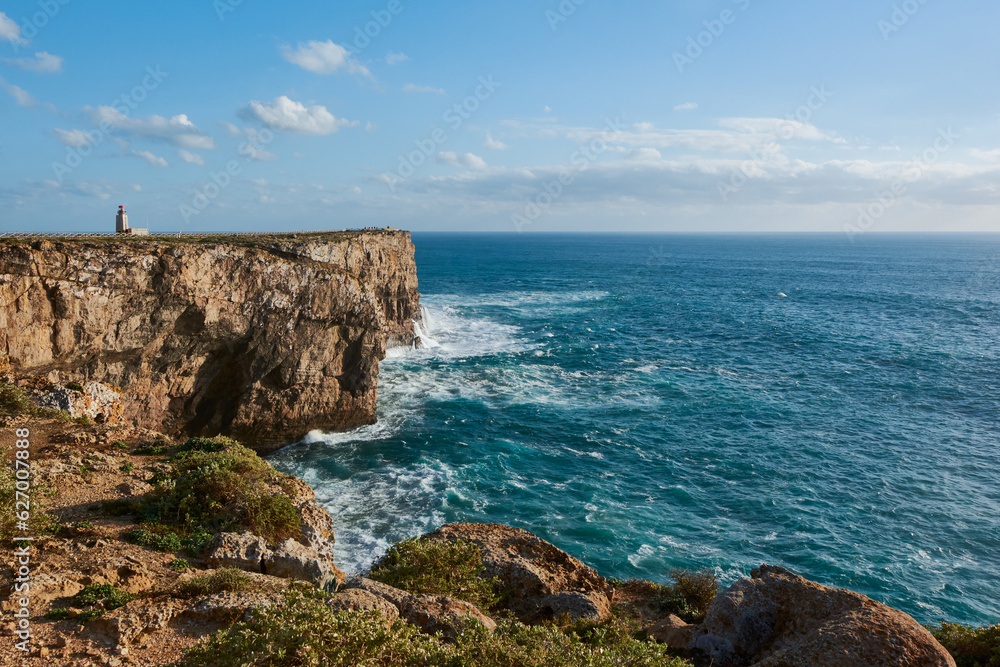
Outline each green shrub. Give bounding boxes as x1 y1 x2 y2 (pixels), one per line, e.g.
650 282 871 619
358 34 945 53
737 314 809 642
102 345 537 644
930 623 1000 667
369 537 499 610
180 568 253 598
124 527 183 553
76 583 134 611
0 450 16 541
120 462 135 473
180 590 692 667
74 415 93 426
111 441 129 451
1 448 58 539
666 569 718 622
45 608 72 621
169 558 191 572
183 528 216 556
134 440 173 456
0 381 62 419
139 437 302 543
65 381 84 392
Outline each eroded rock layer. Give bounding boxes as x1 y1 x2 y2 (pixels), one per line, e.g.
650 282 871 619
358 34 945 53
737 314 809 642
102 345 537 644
0 231 419 450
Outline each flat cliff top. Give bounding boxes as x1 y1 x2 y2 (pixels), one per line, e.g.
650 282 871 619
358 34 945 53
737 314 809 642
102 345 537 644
0 229 406 247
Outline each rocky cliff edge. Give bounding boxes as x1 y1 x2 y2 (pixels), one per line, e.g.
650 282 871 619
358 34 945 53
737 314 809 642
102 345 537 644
0 231 420 451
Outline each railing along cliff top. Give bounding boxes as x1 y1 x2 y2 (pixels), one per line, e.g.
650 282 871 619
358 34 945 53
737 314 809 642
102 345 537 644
0 228 401 243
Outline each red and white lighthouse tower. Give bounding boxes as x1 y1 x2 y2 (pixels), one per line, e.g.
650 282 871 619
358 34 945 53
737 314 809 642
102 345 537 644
115 205 129 234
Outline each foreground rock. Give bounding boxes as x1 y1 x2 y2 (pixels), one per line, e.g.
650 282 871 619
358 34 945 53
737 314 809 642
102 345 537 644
87 588 286 649
423 523 612 623
689 564 956 667
204 532 345 588
347 578 496 638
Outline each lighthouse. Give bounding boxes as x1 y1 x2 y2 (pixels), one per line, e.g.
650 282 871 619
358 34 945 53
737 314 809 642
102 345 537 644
114 205 149 236
116 205 129 233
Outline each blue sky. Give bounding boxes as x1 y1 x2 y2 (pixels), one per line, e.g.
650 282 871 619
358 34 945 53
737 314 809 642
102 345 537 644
1 0 998 233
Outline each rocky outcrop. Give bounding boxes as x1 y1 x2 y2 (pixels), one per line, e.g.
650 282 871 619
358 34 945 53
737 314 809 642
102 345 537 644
0 231 420 450
35 381 126 424
203 531 345 588
688 564 956 667
347 578 496 638
326 589 399 626
423 523 612 623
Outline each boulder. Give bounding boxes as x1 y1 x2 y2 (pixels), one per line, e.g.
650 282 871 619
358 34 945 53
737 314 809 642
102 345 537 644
689 564 956 666
203 532 345 587
87 600 178 648
35 381 125 424
265 538 341 589
347 578 496 638
423 523 612 623
182 591 284 623
537 591 610 623
647 614 693 650
326 589 400 626
203 532 269 573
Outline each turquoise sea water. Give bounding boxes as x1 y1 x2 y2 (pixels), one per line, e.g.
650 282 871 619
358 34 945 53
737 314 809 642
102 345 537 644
270 234 1000 626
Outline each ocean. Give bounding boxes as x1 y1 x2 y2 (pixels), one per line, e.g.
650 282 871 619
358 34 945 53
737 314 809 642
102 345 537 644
270 233 1000 626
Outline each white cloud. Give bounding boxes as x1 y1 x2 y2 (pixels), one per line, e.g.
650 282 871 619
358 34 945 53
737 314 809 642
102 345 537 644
2 52 63 73
0 12 22 44
220 121 242 137
53 128 96 147
629 148 662 161
385 51 409 65
403 83 445 95
674 102 698 112
437 151 488 170
484 132 507 150
280 40 370 77
239 95 358 135
178 149 205 165
133 149 168 168
2 80 36 107
972 148 1000 162
86 107 216 149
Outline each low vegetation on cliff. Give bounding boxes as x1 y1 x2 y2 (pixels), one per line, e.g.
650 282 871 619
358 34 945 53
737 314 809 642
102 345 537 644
930 623 1000 667
180 588 692 667
121 436 303 549
369 537 501 610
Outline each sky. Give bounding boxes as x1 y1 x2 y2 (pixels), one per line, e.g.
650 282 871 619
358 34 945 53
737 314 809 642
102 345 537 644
0 0 998 234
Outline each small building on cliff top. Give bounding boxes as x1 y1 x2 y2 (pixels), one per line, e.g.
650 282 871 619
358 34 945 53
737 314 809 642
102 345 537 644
116 205 149 236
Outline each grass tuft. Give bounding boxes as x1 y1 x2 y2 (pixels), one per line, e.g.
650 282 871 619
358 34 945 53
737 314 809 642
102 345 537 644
179 568 253 598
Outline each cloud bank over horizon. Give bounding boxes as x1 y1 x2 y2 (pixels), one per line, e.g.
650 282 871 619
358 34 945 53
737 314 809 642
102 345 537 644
0 1 998 234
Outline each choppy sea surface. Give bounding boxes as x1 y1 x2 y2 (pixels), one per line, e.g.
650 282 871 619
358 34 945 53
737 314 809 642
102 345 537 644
270 234 1000 626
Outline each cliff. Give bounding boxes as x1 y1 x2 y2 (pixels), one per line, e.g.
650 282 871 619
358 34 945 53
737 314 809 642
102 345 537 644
0 231 420 450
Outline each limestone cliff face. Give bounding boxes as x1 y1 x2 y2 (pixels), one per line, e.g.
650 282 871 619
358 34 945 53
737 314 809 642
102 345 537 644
0 231 420 450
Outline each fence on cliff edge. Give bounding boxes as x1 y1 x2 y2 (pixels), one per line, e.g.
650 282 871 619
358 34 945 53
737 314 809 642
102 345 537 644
0 228 395 240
